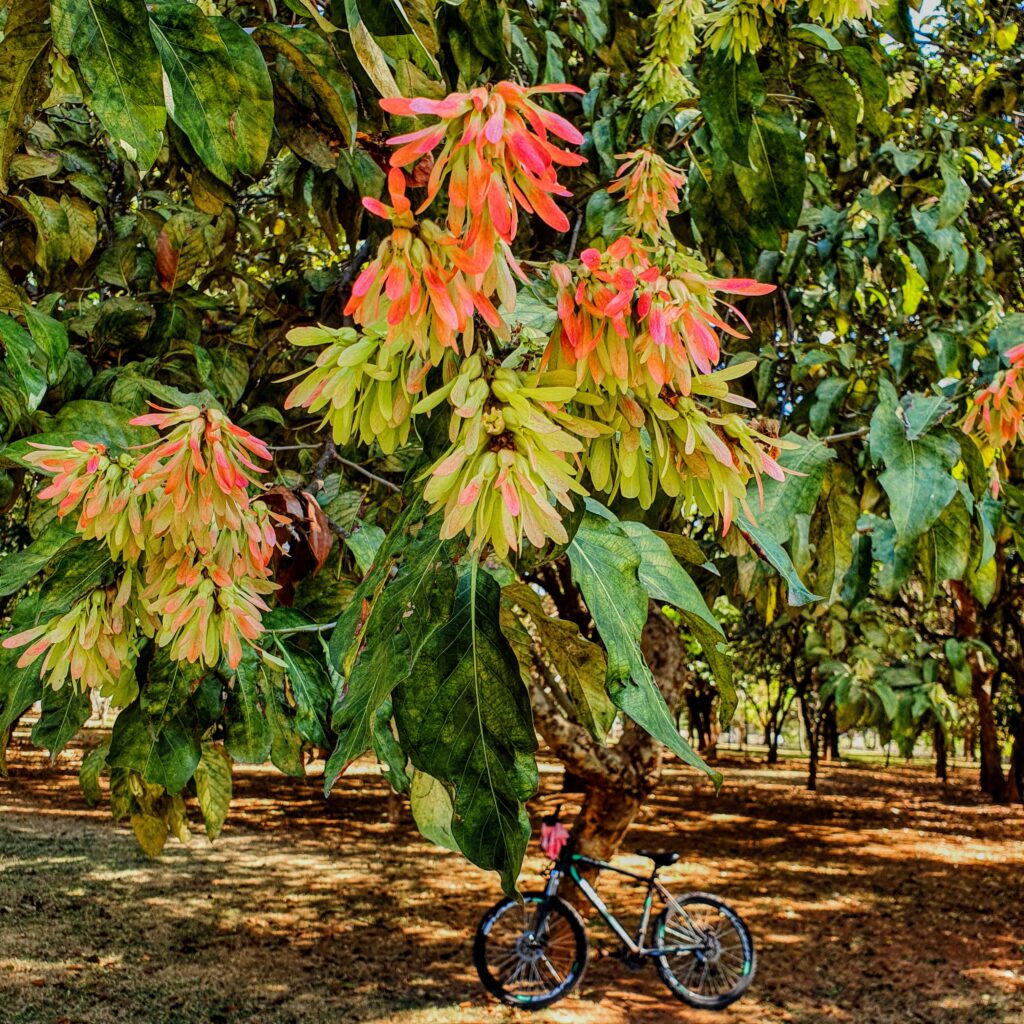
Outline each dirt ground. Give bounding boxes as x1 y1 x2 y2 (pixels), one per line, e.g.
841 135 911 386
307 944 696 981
0 737 1022 1024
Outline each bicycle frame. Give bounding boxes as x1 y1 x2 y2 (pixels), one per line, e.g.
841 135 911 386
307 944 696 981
534 849 701 957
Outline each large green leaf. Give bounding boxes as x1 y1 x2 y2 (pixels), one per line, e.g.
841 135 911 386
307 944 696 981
869 379 959 547
224 646 272 764
937 153 970 229
617 521 735 722
918 493 971 592
566 511 649 686
736 510 821 606
502 582 614 741
0 521 81 598
736 108 806 232
0 646 42 772
149 4 272 182
31 683 92 758
699 53 765 167
51 0 166 170
567 513 718 781
254 25 358 147
324 511 458 793
107 701 201 794
393 568 536 896
798 64 858 156
269 634 333 747
193 742 232 841
811 465 860 606
0 0 51 192
0 311 47 410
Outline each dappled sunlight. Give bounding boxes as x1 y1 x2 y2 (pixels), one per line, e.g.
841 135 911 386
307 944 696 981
1 743 1022 1024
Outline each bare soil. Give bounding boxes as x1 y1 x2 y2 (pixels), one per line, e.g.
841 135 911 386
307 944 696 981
1 737 1022 1024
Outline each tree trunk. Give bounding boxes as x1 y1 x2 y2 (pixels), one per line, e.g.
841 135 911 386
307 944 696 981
1007 724 1023 807
767 729 779 764
934 723 948 783
822 703 840 761
800 697 819 792
950 580 1008 803
973 670 1008 803
573 781 651 863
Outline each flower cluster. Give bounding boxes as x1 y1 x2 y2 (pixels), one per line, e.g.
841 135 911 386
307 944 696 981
3 567 149 701
607 149 686 243
547 238 774 396
631 0 704 107
963 342 1024 493
289 81 781 557
5 406 277 698
419 357 593 559
706 0 878 59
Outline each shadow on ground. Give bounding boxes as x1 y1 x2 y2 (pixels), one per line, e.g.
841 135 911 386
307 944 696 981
1 741 1022 1024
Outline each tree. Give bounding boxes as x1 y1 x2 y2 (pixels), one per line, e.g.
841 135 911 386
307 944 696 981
0 0 1022 904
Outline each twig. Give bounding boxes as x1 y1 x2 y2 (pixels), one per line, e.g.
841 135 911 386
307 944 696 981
821 427 869 443
311 439 337 494
263 621 338 634
566 213 583 260
337 455 402 493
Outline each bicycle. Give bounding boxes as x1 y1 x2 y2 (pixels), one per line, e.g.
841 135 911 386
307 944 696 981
473 808 756 1011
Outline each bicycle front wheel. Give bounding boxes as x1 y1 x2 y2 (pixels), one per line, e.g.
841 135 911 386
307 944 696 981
473 894 588 1010
653 892 756 1010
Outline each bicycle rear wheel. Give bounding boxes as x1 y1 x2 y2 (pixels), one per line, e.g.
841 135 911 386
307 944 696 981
473 894 588 1010
653 892 755 1010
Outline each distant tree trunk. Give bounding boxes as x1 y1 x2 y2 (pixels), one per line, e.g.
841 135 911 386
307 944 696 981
934 723 948 783
823 704 840 761
685 690 719 759
800 696 820 792
1007 725 1023 807
767 728 779 764
951 580 1008 803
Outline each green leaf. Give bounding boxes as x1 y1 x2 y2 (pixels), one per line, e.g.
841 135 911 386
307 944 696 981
51 0 166 169
937 153 970 229
811 465 860 605
107 701 201 794
0 521 81 598
791 23 842 50
79 741 110 805
224 646 272 764
131 813 168 856
0 0 51 192
393 567 537 896
345 523 386 574
699 52 765 167
140 651 203 721
22 304 69 384
899 391 955 441
149 4 272 182
0 645 42 764
608 669 721 788
736 510 822 606
371 698 410 792
798 64 858 157
617 521 735 719
746 435 836 544
567 512 648 686
193 742 232 841
839 47 890 135
409 768 459 852
325 511 458 793
566 513 717 782
270 637 333 746
502 583 615 741
31 683 92 758
0 311 47 410
736 109 806 231
255 25 359 146
869 379 959 547
918 494 971 591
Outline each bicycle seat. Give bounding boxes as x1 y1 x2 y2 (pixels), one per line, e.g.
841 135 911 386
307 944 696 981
636 849 679 869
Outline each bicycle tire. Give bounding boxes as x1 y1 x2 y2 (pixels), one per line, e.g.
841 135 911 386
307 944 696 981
653 891 756 1010
473 893 588 1010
